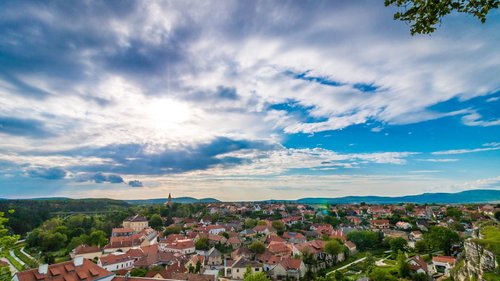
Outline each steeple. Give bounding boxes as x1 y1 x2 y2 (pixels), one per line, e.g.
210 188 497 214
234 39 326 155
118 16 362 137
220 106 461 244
166 192 172 207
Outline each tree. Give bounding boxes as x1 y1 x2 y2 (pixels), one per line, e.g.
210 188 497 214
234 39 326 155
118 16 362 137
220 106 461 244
495 211 500 221
244 219 257 229
369 267 397 281
389 237 408 255
164 225 182 235
325 240 343 257
130 268 148 277
414 240 427 253
397 251 410 278
195 260 202 273
412 272 428 281
272 221 286 234
88 230 107 247
195 237 210 251
346 230 380 250
0 210 19 251
424 226 460 255
149 214 164 230
0 264 12 281
249 241 266 254
244 271 269 281
385 0 499 35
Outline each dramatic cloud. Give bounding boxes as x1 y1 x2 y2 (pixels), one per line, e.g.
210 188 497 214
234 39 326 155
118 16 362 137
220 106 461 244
0 1 498 199
25 167 67 180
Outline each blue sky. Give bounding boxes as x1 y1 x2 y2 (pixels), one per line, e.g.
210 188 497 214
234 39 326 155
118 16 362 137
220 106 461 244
0 1 499 201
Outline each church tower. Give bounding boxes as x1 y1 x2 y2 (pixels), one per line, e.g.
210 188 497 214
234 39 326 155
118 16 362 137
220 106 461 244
166 193 172 207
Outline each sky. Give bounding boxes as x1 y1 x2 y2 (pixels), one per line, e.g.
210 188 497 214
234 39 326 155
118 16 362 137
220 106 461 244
0 1 499 201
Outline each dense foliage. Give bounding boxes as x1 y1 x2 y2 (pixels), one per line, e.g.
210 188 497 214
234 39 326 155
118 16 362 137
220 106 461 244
385 0 499 35
0 199 129 235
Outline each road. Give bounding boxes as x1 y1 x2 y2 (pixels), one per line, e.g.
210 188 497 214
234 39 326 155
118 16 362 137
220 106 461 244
326 257 367 275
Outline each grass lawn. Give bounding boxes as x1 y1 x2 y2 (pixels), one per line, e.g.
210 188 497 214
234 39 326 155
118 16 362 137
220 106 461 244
13 248 39 268
3 252 25 271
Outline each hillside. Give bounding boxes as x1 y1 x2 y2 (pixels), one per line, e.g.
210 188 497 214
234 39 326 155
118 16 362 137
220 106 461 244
296 189 500 204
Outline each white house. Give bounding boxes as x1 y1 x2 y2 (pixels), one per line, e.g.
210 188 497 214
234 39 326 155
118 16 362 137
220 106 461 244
98 252 134 271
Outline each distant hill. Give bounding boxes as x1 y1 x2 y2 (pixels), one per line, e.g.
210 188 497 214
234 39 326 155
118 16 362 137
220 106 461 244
126 197 221 205
294 189 500 204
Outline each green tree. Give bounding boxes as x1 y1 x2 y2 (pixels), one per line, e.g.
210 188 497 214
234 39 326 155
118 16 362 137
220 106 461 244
397 251 410 278
389 237 408 255
195 237 210 251
369 267 397 281
424 226 460 255
272 221 286 234
249 241 266 254
346 230 380 251
164 225 182 235
0 210 19 250
149 214 164 230
494 211 500 221
325 240 343 257
385 0 499 35
130 268 148 277
414 240 427 253
244 219 257 229
195 260 202 273
89 230 107 247
243 271 269 281
412 272 428 281
0 263 12 280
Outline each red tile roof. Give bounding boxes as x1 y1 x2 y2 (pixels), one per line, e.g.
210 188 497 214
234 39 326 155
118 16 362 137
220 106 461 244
433 256 456 264
14 259 113 281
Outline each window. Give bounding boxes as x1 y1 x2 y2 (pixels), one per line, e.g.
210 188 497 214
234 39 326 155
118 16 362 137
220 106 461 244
255 268 259 271
237 269 239 273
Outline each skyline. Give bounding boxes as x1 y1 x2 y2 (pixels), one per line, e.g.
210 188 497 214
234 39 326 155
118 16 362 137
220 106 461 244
0 1 499 201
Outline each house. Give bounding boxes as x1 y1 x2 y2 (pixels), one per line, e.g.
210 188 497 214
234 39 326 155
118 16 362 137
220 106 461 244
395 221 412 230
123 215 149 232
253 225 275 235
432 256 456 274
408 255 429 275
345 241 357 255
172 272 216 281
70 244 102 260
270 258 306 280
283 232 306 244
410 231 423 241
111 228 135 238
98 252 134 271
239 229 256 237
226 257 263 280
226 236 242 249
258 252 282 271
267 242 294 257
204 225 226 235
13 258 114 281
369 219 390 229
281 216 303 227
130 245 176 268
205 247 222 266
162 239 196 255
185 255 205 272
231 247 252 260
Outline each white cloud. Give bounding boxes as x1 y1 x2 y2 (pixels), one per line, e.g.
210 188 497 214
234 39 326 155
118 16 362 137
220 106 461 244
432 142 500 155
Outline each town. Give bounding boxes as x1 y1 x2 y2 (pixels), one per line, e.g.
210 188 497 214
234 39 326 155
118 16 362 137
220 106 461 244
0 195 498 281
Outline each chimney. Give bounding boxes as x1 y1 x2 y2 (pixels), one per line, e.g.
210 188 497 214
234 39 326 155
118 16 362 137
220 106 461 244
38 264 48 275
74 256 84 267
